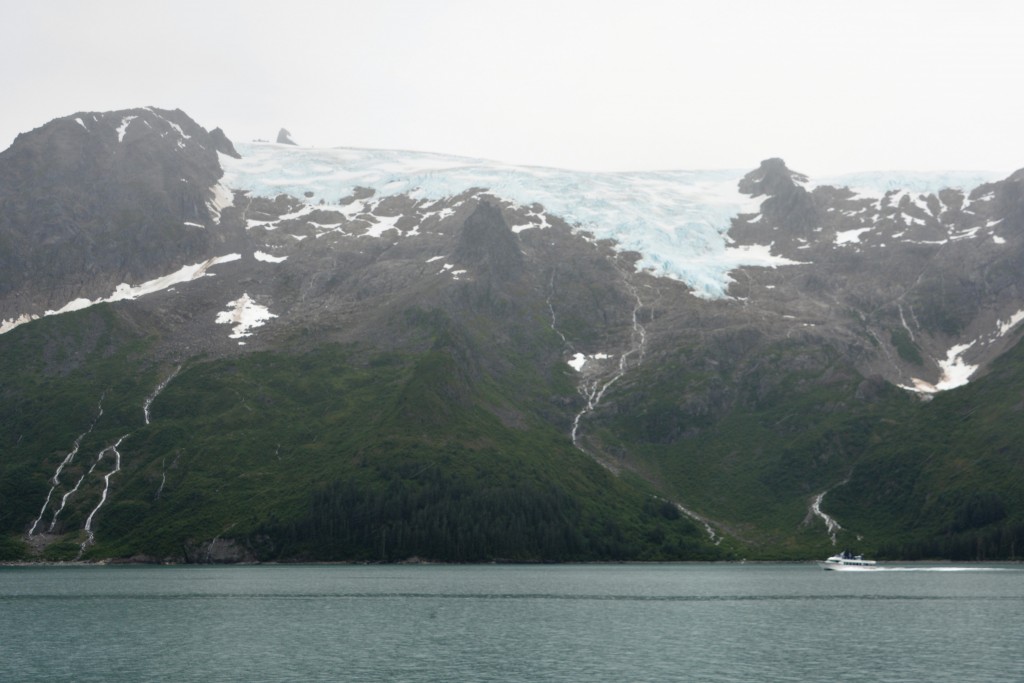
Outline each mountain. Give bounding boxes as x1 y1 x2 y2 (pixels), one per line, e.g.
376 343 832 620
1 108 1022 563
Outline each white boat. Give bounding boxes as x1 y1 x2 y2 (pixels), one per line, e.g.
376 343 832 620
819 552 878 571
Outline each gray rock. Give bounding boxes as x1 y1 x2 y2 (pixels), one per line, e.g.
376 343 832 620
276 128 297 145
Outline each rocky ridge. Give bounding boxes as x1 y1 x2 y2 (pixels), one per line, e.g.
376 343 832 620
0 107 239 319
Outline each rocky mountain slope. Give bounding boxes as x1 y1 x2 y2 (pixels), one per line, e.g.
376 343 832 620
1 108 1021 562
0 108 239 320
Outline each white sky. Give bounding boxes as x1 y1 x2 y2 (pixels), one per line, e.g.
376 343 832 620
4 0 1023 175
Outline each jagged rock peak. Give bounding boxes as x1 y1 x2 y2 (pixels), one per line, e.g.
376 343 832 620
210 127 241 159
54 107 201 144
0 106 237 309
277 128 297 145
738 158 809 197
1 107 239 168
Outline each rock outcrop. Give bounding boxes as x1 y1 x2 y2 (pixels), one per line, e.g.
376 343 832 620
276 128 297 145
0 107 237 316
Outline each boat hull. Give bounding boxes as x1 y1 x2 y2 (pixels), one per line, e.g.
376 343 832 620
819 561 879 571
819 553 878 571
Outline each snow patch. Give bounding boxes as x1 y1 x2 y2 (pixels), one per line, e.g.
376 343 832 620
361 213 402 238
997 310 1024 336
936 342 978 390
7 254 244 329
423 205 458 222
901 341 978 394
246 219 278 230
910 194 932 215
510 206 554 233
836 227 873 245
117 115 137 142
279 204 318 221
254 251 288 263
904 239 948 246
207 182 235 223
215 293 277 339
166 120 191 139
724 243 802 265
949 226 981 241
108 254 241 304
0 313 39 335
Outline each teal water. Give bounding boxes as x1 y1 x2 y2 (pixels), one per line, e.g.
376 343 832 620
1 563 1020 682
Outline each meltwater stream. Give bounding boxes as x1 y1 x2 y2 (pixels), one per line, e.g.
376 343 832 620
2 563 1020 682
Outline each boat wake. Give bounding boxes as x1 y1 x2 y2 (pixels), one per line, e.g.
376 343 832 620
871 566 1017 572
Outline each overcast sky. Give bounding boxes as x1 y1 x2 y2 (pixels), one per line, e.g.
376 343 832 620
4 0 1023 175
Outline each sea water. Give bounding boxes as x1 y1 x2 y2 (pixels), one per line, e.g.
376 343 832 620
1 563 1020 682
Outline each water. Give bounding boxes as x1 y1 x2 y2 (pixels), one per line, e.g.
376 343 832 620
1 563 1020 682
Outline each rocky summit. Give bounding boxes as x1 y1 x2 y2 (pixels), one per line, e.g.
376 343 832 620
1 108 1022 564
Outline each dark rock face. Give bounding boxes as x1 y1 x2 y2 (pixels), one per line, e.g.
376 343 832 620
276 128 297 145
0 108 237 315
737 157 808 197
733 158 818 246
452 201 524 282
210 127 241 159
726 158 1024 392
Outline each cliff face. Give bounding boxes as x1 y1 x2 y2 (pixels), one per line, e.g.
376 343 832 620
0 108 238 315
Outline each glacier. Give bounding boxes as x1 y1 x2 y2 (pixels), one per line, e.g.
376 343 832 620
222 144 1006 299
2 142 1007 338
222 144 798 298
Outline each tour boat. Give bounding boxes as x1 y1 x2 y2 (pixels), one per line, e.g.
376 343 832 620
819 551 878 571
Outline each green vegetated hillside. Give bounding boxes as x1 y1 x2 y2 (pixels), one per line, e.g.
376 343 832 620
3 298 1023 563
591 333 900 559
0 306 156 551
0 303 721 563
598 329 1024 560
827 334 1024 560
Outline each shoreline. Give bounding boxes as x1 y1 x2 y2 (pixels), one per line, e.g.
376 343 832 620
4 558 1021 568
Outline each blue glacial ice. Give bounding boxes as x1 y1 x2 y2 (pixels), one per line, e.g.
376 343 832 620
221 143 1004 299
